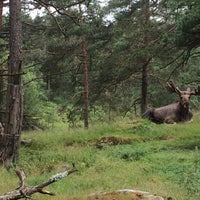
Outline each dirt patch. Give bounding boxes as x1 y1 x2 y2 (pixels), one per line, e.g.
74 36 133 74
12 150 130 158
95 136 140 149
156 135 174 141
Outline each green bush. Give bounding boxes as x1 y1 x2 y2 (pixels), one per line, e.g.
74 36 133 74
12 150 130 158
23 67 61 128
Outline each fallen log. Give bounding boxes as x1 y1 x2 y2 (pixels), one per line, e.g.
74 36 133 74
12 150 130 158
0 163 77 200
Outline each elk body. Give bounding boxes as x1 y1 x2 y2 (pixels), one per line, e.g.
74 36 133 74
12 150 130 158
142 81 200 124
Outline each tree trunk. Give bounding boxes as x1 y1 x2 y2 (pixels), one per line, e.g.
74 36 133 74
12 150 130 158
82 34 89 128
141 0 150 115
141 62 148 114
0 69 4 123
0 0 3 30
0 0 4 122
0 0 23 167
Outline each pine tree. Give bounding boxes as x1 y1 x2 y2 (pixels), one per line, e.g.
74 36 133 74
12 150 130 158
0 0 23 167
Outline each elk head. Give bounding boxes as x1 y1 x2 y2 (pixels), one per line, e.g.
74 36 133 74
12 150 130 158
166 80 200 109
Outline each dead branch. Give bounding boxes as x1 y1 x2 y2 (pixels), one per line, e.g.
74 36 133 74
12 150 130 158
0 163 77 200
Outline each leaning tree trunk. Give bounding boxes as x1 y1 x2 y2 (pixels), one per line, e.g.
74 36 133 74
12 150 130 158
0 0 23 167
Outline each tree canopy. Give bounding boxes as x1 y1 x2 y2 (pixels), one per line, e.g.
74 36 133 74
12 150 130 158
0 0 200 130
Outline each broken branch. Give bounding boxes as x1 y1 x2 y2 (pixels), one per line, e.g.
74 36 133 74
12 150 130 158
0 163 77 200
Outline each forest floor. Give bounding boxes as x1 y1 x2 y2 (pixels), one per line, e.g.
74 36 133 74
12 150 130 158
1 115 200 200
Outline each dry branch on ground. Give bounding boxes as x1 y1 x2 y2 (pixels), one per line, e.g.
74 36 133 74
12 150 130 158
0 163 77 200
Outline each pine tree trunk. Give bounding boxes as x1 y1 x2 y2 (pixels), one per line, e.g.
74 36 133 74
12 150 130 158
141 0 150 115
82 35 89 128
0 0 4 122
141 62 148 114
0 0 3 30
0 0 23 167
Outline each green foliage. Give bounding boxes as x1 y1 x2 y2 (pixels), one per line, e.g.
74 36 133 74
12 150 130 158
24 68 46 116
175 7 200 48
39 102 61 128
89 106 107 123
18 0 200 128
2 0 199 131
23 67 61 128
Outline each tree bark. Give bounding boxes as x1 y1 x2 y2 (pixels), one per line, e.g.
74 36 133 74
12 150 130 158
0 0 3 31
0 0 23 167
141 0 150 115
141 63 148 114
0 0 4 122
82 34 89 128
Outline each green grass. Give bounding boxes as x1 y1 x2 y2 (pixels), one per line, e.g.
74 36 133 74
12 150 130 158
0 116 200 199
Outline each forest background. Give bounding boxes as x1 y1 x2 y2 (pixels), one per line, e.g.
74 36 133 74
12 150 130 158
0 1 200 198
0 0 200 130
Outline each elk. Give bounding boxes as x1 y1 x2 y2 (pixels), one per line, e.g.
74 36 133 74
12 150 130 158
142 81 200 124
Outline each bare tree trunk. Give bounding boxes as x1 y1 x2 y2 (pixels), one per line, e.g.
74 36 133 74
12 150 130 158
0 0 23 167
46 72 51 90
0 0 3 30
82 34 89 128
0 70 4 123
141 63 148 114
0 0 4 122
141 0 150 115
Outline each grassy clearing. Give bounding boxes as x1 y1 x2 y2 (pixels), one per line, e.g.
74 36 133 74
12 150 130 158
0 116 200 199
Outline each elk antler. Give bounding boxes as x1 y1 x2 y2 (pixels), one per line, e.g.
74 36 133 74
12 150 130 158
190 85 200 95
166 80 181 94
